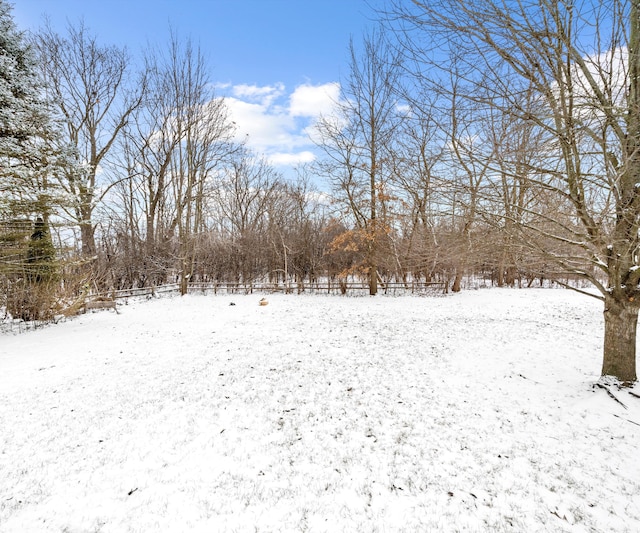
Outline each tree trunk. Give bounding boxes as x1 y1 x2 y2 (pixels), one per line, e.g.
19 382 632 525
451 268 462 292
369 264 378 295
80 221 96 257
496 264 504 287
602 295 638 384
506 265 517 287
179 257 189 296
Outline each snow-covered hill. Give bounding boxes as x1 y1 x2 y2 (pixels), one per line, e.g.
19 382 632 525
1 289 639 532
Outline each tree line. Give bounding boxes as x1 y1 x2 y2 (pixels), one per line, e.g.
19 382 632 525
1 0 639 383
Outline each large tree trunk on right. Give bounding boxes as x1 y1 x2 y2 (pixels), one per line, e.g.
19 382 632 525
602 295 638 384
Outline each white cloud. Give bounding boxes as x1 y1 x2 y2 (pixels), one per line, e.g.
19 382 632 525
268 151 316 167
395 103 412 115
289 82 341 118
222 81 342 169
232 83 285 106
225 97 295 149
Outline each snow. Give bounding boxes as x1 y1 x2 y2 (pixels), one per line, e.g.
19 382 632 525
1 288 640 532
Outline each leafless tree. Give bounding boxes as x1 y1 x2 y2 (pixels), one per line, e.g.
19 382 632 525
107 33 236 292
482 91 546 287
160 35 236 294
210 148 280 284
315 28 402 294
389 92 445 285
388 0 640 382
443 72 494 291
34 21 145 257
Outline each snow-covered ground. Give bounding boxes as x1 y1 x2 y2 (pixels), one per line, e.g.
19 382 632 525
1 288 639 532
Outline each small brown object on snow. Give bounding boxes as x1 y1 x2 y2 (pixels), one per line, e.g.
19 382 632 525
259 298 269 306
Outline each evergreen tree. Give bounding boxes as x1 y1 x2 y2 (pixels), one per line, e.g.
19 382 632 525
0 0 68 320
0 0 66 223
26 216 57 283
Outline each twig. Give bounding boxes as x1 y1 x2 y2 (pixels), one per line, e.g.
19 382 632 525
613 414 640 427
595 383 628 409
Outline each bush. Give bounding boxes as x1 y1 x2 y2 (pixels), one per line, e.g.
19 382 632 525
3 278 57 322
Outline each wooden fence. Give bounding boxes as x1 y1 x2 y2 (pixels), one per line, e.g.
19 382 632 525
1 280 446 333
182 280 445 296
102 280 446 300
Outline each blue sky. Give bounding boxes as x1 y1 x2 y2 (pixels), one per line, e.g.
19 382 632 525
12 0 383 175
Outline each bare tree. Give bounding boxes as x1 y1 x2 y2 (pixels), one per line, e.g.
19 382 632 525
211 148 280 284
106 33 235 292
482 91 546 287
389 91 445 285
389 0 640 382
160 35 236 294
34 22 145 257
443 73 494 292
315 28 402 294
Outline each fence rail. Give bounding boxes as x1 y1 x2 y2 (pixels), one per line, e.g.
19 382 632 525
2 279 452 334
184 280 446 296
111 284 181 299
99 280 446 300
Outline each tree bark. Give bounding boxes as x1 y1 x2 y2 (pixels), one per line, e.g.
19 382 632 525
179 256 189 296
451 268 462 292
369 264 378 295
80 220 96 257
602 295 639 384
497 256 505 287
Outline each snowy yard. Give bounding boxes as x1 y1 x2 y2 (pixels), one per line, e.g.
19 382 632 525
1 288 640 532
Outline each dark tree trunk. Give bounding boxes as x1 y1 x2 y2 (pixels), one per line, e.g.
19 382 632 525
180 271 188 296
602 295 638 384
451 269 462 292
496 265 504 287
369 264 378 296
80 221 96 257
506 266 517 287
